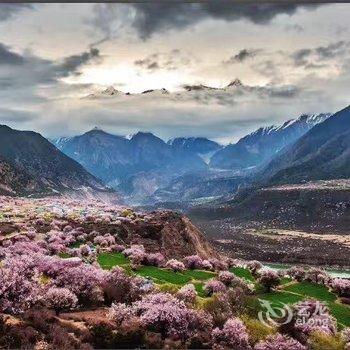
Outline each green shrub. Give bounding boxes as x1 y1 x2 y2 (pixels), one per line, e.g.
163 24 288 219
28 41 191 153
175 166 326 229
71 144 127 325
200 289 248 327
120 209 135 218
308 331 346 350
241 315 276 345
158 283 180 294
200 295 231 327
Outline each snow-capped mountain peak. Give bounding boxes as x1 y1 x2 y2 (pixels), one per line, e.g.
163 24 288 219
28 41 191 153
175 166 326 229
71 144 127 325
226 79 244 88
141 88 169 95
102 86 123 96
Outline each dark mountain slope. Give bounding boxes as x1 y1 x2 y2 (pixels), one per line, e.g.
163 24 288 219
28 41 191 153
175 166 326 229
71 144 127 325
191 106 350 236
0 155 38 196
55 128 131 184
262 105 350 184
168 137 222 158
54 130 207 190
0 125 107 196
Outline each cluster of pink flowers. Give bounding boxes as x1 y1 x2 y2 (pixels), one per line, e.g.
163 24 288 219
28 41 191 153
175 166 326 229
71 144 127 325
330 278 350 298
183 255 206 269
110 244 125 252
0 254 41 314
165 259 186 272
305 267 330 285
182 255 228 271
35 218 46 226
144 252 165 267
25 228 37 240
246 260 263 275
109 292 212 340
203 278 227 296
46 229 76 254
223 257 241 268
176 284 198 304
286 266 306 282
254 334 306 350
217 271 236 286
202 259 214 270
93 234 116 247
208 258 228 271
42 287 78 315
212 318 250 350
257 268 280 292
103 266 150 304
78 244 92 257
123 244 146 265
0 240 47 258
49 259 105 305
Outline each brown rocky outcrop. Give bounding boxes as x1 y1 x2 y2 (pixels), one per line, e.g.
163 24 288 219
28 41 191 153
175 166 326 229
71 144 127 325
81 210 218 259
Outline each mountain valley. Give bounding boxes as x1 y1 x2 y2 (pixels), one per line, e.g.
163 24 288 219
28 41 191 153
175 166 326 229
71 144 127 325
52 111 332 207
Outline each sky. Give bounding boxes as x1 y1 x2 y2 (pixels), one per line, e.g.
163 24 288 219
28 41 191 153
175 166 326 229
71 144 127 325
0 2 350 144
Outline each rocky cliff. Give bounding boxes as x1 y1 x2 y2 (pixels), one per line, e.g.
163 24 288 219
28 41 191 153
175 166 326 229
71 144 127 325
79 210 217 259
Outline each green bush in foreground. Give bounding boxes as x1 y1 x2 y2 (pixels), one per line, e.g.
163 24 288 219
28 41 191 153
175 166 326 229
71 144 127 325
308 331 346 350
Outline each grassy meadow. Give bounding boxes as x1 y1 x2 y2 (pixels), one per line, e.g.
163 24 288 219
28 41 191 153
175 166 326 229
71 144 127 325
96 252 350 328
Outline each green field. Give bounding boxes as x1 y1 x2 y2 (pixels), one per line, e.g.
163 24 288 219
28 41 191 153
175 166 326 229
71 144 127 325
136 265 192 285
97 252 130 269
229 266 254 281
96 252 214 297
94 251 350 327
259 281 350 328
282 281 336 302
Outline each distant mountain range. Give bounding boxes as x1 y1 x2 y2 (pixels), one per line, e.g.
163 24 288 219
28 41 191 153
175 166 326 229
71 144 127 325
84 79 297 104
85 80 244 99
53 129 211 202
52 111 333 205
0 125 108 197
3 104 347 206
210 113 330 170
168 137 222 164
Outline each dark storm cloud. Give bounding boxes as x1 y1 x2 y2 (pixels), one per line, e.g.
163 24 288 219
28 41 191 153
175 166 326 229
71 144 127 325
292 48 312 66
0 4 33 22
131 3 320 39
57 48 100 77
224 49 260 64
0 44 101 89
234 49 254 62
0 44 25 65
315 41 347 59
92 3 320 40
134 53 160 71
292 41 349 67
134 49 191 71
146 61 159 70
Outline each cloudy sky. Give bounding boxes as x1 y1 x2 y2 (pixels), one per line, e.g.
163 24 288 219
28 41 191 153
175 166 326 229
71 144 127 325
1 3 350 144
